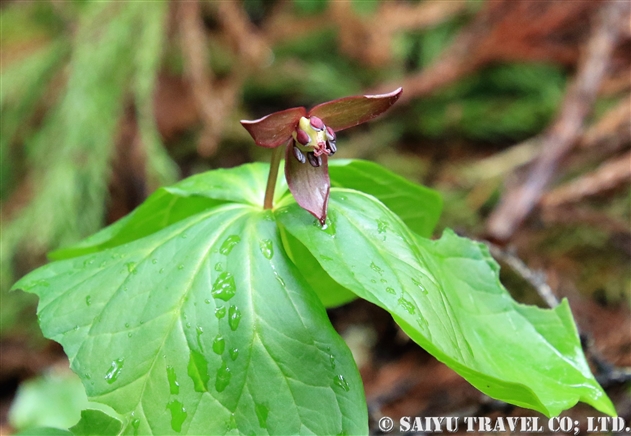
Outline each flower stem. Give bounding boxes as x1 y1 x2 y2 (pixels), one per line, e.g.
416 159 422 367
263 144 284 209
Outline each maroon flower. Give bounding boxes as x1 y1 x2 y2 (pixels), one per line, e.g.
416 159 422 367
241 88 402 224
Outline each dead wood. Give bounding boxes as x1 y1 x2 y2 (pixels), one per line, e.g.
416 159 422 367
486 0 630 241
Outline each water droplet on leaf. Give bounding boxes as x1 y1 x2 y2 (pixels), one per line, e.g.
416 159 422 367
167 366 180 395
214 262 223 272
166 400 187 432
215 361 232 392
259 239 274 259
85 296 91 306
220 235 241 255
228 305 242 331
211 272 236 301
104 358 124 384
187 350 209 392
215 306 226 318
386 287 396 295
398 296 416 315
229 348 239 361
212 335 225 355
255 403 269 429
334 374 350 391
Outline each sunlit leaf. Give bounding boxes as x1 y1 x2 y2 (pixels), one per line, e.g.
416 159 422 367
276 189 615 417
14 204 366 435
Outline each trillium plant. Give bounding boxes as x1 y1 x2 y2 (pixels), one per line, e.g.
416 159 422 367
15 89 614 435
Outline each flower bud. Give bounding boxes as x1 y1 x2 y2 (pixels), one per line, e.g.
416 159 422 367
309 116 324 131
296 128 311 146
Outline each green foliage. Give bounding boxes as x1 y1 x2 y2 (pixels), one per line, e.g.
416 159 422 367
277 192 614 416
2 2 174 298
411 63 566 142
70 410 123 436
9 369 88 431
14 161 614 434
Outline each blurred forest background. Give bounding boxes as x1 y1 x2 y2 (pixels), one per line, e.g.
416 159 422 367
1 0 630 434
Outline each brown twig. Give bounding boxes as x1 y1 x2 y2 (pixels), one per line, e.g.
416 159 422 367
541 151 631 208
485 242 559 308
486 0 630 241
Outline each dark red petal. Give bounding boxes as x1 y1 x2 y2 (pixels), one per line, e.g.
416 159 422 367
240 107 306 148
285 144 330 225
308 87 402 132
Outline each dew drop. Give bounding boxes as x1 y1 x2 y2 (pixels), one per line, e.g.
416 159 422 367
219 235 241 255
196 326 204 350
166 399 187 432
131 418 140 436
255 403 269 429
187 350 209 392
166 366 180 395
125 262 136 274
229 348 239 361
228 305 242 331
212 335 225 355
181 233 187 239
386 287 396 295
370 279 377 284
274 271 285 287
215 361 232 392
99 261 107 268
334 374 350 392
214 262 223 272
185 322 191 329
211 272 236 301
104 358 124 384
177 264 184 270
377 219 388 234
398 296 416 315
259 239 274 259
151 258 158 265
128 332 132 338
329 354 336 369
370 262 384 275
205 299 211 305
380 278 387 284
159 268 164 274
85 296 92 306
125 322 130 328
215 306 226 319
225 413 237 431
412 278 428 295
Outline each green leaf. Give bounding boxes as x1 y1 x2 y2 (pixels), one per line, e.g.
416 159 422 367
279 227 357 308
15 428 73 436
70 410 122 436
329 159 442 237
50 163 287 260
15 204 366 435
9 369 88 431
276 189 615 417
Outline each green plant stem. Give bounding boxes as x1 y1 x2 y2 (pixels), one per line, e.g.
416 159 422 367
264 145 284 210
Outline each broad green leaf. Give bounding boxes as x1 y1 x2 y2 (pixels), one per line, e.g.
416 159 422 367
50 163 288 260
328 159 442 237
70 410 122 436
15 204 366 435
276 189 615 417
9 369 88 431
15 428 72 436
279 227 357 308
